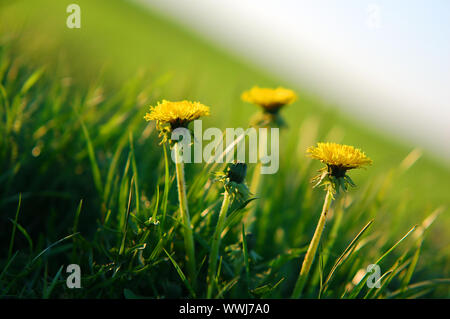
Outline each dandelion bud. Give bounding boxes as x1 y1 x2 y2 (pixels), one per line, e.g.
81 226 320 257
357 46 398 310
226 162 247 184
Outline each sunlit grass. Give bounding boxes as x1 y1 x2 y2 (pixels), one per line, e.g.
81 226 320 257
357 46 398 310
0 0 449 299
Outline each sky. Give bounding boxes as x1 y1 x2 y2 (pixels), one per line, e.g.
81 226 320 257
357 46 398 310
136 0 450 159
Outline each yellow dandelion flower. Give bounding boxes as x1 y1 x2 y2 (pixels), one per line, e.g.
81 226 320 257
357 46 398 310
307 142 372 193
293 142 372 298
307 142 372 171
144 100 210 128
241 86 297 113
143 99 208 281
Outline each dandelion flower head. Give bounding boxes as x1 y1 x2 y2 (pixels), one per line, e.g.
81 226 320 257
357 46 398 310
144 100 210 128
241 86 296 113
307 142 372 172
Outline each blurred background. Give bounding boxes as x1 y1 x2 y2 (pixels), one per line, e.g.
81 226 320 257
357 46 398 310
143 0 450 160
1 0 449 225
0 0 449 297
3 0 450 160
1 0 449 246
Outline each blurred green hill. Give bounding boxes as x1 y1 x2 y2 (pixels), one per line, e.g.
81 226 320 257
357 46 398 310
2 0 448 214
0 0 449 290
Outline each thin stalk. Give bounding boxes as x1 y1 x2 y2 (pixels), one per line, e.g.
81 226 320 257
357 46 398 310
174 142 196 287
245 162 262 233
249 162 262 195
8 194 22 260
207 190 231 298
244 132 266 231
311 197 344 290
292 189 333 298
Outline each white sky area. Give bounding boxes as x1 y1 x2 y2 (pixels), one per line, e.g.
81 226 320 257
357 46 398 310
136 0 450 159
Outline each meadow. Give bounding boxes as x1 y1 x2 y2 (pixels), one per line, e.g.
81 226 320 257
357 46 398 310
0 0 449 298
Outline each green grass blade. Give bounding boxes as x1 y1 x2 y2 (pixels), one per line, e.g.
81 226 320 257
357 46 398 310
151 185 160 222
363 269 394 299
119 177 134 256
215 277 239 299
129 132 140 216
8 218 33 254
163 249 196 297
401 243 421 291
43 265 63 299
73 199 83 234
103 137 127 203
242 224 250 289
0 251 19 283
72 199 83 261
118 152 132 229
374 226 417 266
348 225 416 298
20 67 45 95
8 193 21 259
31 233 79 265
161 143 170 229
322 219 373 293
388 278 450 298
78 114 103 194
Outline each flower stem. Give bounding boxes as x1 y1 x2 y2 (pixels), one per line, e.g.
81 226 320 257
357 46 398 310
249 162 262 195
292 189 333 298
174 142 196 287
207 190 231 298
244 132 266 231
